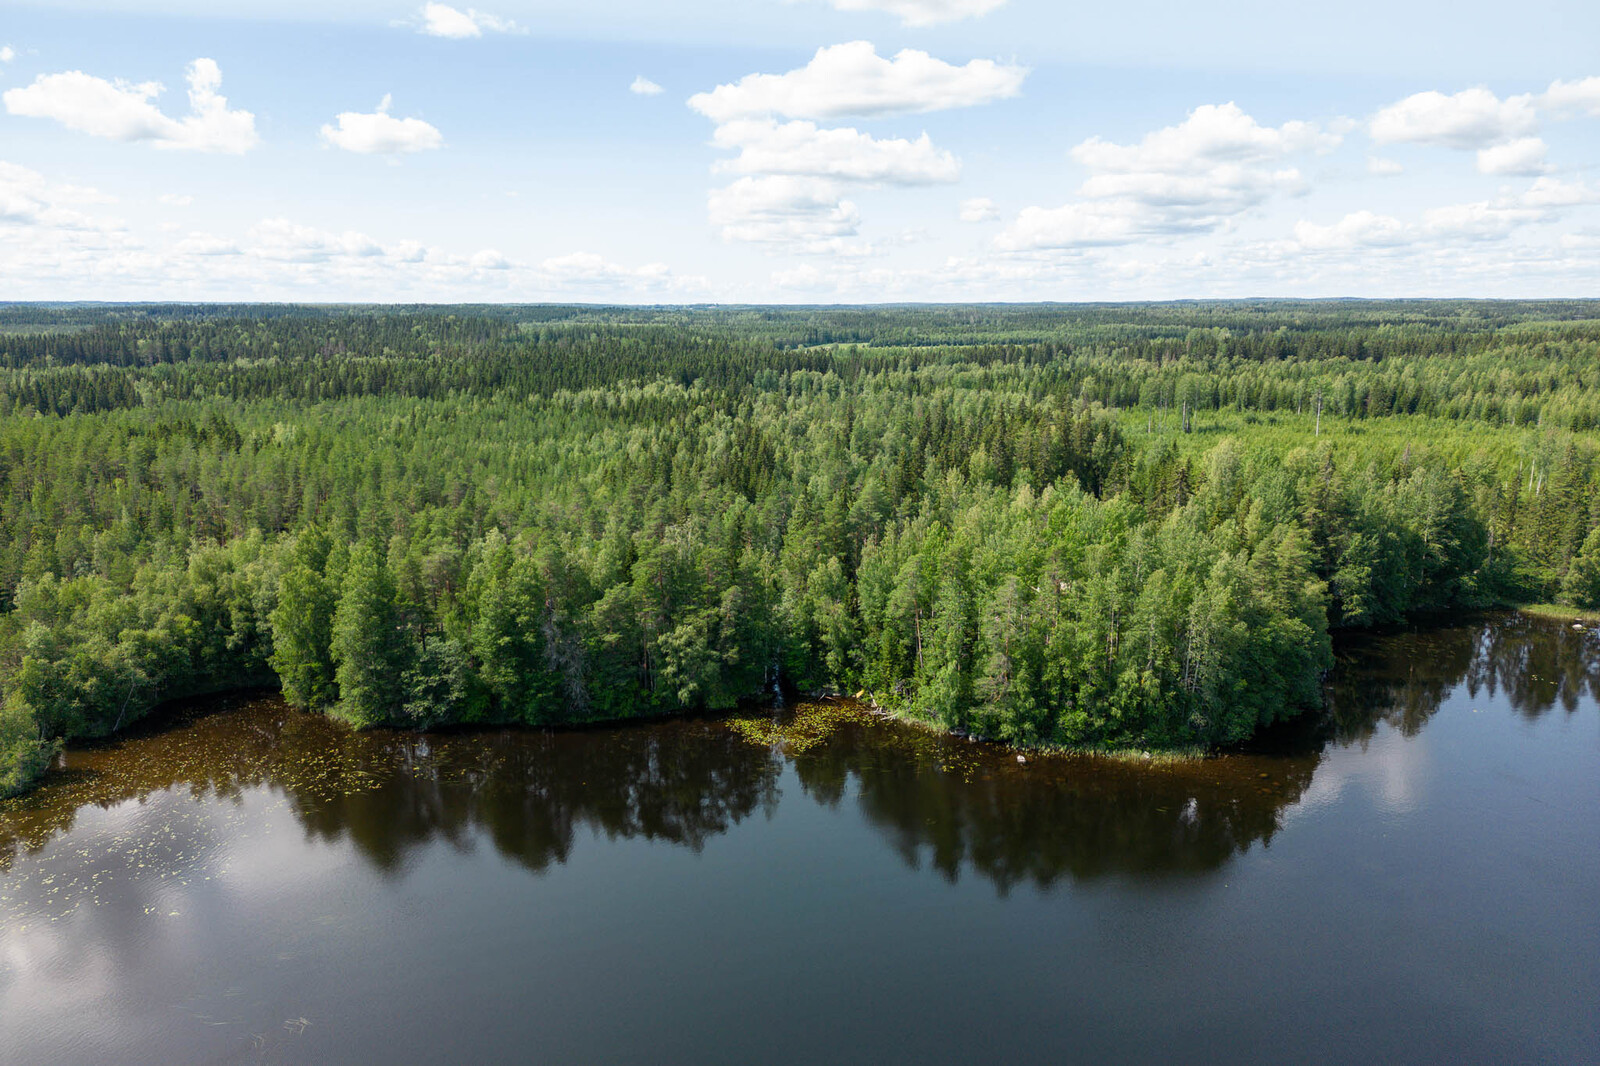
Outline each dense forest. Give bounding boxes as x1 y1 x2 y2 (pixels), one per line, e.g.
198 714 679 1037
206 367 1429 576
3 300 1599 796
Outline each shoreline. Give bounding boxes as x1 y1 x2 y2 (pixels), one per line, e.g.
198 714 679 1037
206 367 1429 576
845 694 1208 764
1515 603 1600 626
8 603 1593 801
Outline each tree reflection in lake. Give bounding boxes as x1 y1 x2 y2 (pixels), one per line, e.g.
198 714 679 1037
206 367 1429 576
791 720 1317 891
2 614 1594 894
285 719 783 874
0 701 781 875
1323 613 1600 744
3 698 1320 894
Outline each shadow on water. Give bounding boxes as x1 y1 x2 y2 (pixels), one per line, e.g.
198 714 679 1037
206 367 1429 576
2 613 1596 893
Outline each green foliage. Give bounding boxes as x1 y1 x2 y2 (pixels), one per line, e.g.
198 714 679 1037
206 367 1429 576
1561 528 1600 609
270 532 338 710
1 301 1597 793
0 697 58 798
330 544 408 728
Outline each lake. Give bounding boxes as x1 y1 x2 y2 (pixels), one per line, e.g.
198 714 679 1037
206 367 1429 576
1 613 1596 1064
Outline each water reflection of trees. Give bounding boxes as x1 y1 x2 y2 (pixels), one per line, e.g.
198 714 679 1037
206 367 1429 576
1468 616 1600 717
794 724 1318 893
1326 615 1600 743
787 615 1598 895
4 614 1592 885
4 696 1317 892
0 697 781 871
289 720 782 873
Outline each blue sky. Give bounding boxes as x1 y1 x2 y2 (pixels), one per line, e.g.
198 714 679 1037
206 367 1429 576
3 0 1598 301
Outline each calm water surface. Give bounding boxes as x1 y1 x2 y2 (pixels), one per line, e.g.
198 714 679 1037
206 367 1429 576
1 614 1597 1064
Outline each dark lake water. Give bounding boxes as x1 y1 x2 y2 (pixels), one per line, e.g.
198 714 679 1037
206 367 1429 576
2 614 1597 1064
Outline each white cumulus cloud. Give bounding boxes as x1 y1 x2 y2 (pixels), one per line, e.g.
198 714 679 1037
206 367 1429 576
1422 200 1546 241
0 196 714 302
1293 211 1410 251
1289 176 1600 262
248 218 386 262
0 161 117 230
1 46 15 64
540 252 659 286
470 248 511 270
1418 179 1595 242
820 0 1008 26
417 3 523 38
999 103 1337 251
711 119 959 184
1519 175 1600 208
1072 103 1336 174
1539 76 1600 118
320 95 443 154
630 75 664 96
688 41 1026 123
707 175 868 253
997 201 1153 250
1370 86 1537 149
3 58 257 153
1476 136 1549 176
691 42 1014 252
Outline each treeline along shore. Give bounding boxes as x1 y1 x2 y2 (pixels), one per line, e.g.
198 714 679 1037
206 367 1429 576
3 300 1599 795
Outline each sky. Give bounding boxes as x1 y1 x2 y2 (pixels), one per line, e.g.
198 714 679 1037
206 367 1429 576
1 0 1598 302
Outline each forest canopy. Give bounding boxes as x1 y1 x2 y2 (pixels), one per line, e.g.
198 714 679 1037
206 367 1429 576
3 300 1598 796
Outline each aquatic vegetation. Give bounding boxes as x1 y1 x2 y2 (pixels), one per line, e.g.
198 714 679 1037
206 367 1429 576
723 700 875 754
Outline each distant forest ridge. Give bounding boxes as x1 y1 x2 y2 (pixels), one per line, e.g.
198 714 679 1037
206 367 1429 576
2 301 1598 795
4 298 1600 339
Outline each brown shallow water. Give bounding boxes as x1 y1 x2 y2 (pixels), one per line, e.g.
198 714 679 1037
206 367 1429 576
1 613 1597 1064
